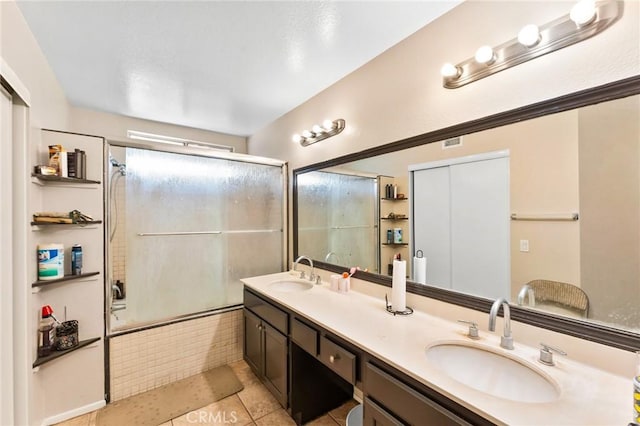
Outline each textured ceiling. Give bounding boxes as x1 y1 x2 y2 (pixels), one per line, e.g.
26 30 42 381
17 1 461 136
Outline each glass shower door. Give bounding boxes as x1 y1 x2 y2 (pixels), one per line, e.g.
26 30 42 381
112 146 285 328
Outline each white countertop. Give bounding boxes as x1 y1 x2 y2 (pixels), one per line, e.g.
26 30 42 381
241 271 632 426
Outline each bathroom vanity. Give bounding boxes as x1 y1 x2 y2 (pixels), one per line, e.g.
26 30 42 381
242 271 631 425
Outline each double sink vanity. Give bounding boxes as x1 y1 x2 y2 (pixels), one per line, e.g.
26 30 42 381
241 269 631 425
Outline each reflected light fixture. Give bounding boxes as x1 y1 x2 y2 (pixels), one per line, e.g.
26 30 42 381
292 118 346 147
441 0 620 89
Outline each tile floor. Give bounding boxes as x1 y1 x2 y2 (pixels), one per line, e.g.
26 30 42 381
55 360 358 426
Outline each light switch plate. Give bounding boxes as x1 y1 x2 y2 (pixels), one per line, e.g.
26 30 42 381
520 239 530 252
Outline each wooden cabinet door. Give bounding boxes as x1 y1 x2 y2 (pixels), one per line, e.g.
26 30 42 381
263 322 288 406
243 309 263 376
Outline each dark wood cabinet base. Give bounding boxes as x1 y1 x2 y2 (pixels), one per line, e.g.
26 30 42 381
290 342 353 425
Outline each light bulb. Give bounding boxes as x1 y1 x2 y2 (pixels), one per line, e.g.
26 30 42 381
518 24 541 47
323 120 335 131
292 134 302 143
312 124 324 134
302 130 314 138
440 63 461 79
475 45 496 65
570 0 597 27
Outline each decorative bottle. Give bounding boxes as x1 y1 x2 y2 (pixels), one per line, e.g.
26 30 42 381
38 305 56 357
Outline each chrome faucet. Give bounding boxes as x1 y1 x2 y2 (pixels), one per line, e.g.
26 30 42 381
111 303 126 312
111 284 122 299
324 251 341 264
293 255 316 282
516 284 535 307
488 298 514 350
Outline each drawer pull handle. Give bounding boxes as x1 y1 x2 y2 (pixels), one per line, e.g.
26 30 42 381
256 324 263 330
329 354 340 363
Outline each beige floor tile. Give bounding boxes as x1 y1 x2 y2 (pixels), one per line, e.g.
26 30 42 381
236 381 281 420
172 394 253 426
54 412 91 426
254 408 296 426
304 414 339 425
88 410 97 426
228 359 261 387
328 400 359 426
159 422 172 426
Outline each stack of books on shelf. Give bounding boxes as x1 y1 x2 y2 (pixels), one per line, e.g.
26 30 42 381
47 145 87 179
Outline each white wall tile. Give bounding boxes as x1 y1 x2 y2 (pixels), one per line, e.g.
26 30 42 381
108 308 243 401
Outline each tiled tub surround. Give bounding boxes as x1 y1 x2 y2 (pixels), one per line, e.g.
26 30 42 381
242 271 634 425
109 308 243 401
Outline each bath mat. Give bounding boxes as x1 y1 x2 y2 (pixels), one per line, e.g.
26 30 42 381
96 365 243 426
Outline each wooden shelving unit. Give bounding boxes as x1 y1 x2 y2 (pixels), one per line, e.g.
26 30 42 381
379 177 411 277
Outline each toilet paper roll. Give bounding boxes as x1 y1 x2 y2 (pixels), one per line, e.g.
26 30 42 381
38 243 64 280
413 256 427 284
392 259 406 312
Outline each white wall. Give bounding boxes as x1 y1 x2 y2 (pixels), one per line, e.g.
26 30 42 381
1 1 247 424
0 1 70 130
69 106 248 153
247 1 640 168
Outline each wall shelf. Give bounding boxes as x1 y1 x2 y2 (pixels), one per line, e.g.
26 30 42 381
30 220 102 227
32 272 100 289
31 173 100 185
33 337 101 368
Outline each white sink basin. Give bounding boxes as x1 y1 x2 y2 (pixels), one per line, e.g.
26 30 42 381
268 278 314 292
425 342 560 403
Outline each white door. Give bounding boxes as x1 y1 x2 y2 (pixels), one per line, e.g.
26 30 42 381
412 166 451 289
450 157 510 299
0 85 14 426
411 152 510 299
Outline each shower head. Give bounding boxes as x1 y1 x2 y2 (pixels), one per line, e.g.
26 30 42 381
110 156 127 176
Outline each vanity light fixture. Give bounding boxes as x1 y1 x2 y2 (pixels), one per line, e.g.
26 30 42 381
517 24 541 48
441 0 620 89
474 46 496 65
293 118 346 147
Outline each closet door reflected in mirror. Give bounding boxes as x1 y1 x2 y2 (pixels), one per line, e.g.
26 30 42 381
293 87 640 336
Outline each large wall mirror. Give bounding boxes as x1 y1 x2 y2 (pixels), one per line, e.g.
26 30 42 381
293 76 640 351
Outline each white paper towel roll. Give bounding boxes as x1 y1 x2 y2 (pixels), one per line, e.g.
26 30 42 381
392 259 406 312
413 256 427 284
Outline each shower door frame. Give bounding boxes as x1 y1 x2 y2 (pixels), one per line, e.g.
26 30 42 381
103 140 288 336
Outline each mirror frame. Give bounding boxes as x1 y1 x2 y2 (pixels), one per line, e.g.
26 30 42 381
293 75 640 352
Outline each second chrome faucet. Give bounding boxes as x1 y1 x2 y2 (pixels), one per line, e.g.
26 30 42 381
488 297 514 350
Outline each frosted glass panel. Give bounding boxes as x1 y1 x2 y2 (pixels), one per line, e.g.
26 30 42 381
297 171 377 271
119 148 283 326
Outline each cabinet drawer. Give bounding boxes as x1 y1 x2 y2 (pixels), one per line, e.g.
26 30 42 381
244 289 288 335
292 318 318 356
319 336 356 384
363 397 403 426
365 363 469 426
